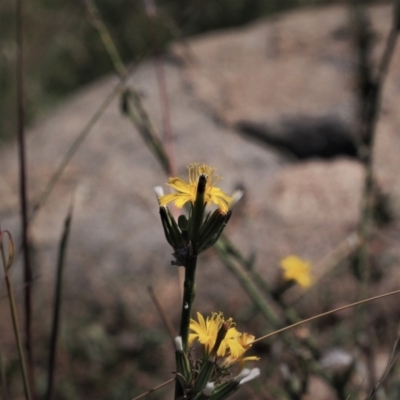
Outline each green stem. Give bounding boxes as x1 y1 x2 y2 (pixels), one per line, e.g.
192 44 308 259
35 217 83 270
175 255 197 400
175 175 206 399
179 256 198 352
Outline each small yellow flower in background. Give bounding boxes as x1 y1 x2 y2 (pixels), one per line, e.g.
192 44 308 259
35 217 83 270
280 255 314 289
189 312 258 369
158 163 233 212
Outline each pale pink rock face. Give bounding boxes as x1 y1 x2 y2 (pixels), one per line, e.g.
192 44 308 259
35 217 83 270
0 8 399 398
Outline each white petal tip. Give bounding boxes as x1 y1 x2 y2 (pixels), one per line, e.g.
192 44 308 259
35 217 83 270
229 190 244 210
174 336 183 351
235 368 251 382
203 382 215 396
239 368 260 385
154 186 164 198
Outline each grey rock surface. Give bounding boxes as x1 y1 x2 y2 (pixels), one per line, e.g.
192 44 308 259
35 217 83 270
1 3 399 332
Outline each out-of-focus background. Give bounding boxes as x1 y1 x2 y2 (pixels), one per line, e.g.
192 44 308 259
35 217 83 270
2 0 400 399
0 0 336 141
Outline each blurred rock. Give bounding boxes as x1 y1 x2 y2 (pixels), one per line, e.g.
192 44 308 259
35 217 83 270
1 3 400 348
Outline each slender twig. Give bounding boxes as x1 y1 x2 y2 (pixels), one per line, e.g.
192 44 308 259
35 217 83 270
365 324 400 399
143 0 176 176
122 89 171 173
352 0 400 364
1 231 32 400
253 289 400 344
131 377 174 400
16 0 35 392
153 51 175 176
354 2 399 281
30 71 133 220
148 286 176 344
45 202 74 400
84 0 126 77
84 0 171 175
215 238 281 328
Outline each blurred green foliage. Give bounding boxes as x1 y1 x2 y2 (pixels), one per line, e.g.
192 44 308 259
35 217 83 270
0 0 333 141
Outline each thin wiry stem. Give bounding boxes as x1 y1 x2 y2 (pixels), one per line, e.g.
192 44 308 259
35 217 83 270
353 1 399 279
16 0 35 393
45 203 74 400
352 1 400 363
153 51 175 175
143 0 176 176
355 5 399 278
253 289 400 344
365 324 400 399
30 72 133 221
84 0 171 175
83 0 126 77
148 286 176 345
131 378 174 400
1 231 32 400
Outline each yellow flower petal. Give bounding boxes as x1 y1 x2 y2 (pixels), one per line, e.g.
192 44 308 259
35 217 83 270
189 312 222 355
189 312 258 370
280 255 313 289
167 177 195 196
217 326 241 357
158 164 233 211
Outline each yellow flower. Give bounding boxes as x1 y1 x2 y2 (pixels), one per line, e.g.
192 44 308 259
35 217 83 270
189 312 258 369
280 255 313 289
217 325 243 358
189 312 242 357
221 332 260 369
158 164 233 213
189 312 223 355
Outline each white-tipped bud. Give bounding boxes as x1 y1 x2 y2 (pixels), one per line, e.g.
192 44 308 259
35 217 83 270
175 336 183 351
229 190 244 211
154 186 164 200
235 368 250 382
203 382 215 396
238 368 260 385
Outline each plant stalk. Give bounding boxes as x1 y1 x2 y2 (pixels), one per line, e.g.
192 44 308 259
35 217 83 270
1 232 32 400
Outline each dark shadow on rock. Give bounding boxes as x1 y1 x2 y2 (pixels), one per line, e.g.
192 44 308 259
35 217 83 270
235 116 359 160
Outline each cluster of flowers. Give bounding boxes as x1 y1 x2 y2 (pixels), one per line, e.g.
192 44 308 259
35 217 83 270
175 312 260 400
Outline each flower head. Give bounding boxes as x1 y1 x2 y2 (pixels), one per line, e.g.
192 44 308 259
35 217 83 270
280 255 313 289
189 312 258 369
158 164 233 213
189 312 229 356
220 332 260 370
